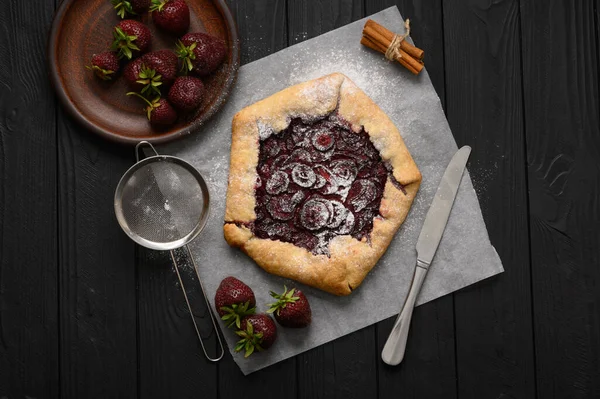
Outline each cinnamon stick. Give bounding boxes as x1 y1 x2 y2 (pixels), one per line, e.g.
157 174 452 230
360 36 420 75
397 48 424 73
361 19 425 75
402 38 424 61
363 25 392 51
365 19 424 60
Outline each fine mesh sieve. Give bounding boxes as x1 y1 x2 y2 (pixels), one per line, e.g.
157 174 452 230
114 141 224 362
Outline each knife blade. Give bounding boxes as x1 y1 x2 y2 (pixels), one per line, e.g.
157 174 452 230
416 145 471 266
381 145 471 366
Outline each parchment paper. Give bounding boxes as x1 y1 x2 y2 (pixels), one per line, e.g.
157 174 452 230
163 6 504 375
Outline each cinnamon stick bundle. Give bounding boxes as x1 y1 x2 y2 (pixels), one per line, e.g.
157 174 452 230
361 19 424 75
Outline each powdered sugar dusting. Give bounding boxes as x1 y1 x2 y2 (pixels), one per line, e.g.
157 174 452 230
253 116 388 255
258 120 274 140
289 49 404 111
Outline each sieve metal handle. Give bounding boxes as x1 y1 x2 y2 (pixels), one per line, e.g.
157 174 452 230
135 141 159 162
132 141 224 362
170 245 225 362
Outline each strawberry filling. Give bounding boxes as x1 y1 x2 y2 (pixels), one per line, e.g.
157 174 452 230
251 114 403 255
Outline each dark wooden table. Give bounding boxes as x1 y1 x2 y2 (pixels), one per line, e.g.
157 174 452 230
1 0 599 398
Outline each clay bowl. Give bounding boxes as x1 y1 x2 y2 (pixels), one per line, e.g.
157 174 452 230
48 0 240 145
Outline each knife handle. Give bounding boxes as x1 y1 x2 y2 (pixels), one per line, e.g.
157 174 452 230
381 261 429 365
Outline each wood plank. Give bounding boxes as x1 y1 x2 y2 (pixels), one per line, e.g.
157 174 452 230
285 2 382 398
229 0 288 64
137 246 218 399
57 120 137 398
287 0 363 45
364 2 457 398
520 0 600 397
296 331 378 399
0 0 59 397
442 0 536 397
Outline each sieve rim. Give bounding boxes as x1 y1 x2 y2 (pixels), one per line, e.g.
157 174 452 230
114 155 211 251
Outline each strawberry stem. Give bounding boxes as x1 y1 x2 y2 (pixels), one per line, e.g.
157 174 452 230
127 91 153 106
127 92 159 121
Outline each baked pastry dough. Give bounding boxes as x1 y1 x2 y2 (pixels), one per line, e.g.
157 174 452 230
224 73 421 295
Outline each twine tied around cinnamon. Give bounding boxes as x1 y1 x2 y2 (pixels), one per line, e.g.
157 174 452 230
361 18 424 75
384 19 411 61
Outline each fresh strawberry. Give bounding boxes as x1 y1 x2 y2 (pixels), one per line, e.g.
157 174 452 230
150 0 190 36
123 57 146 89
123 50 176 95
267 286 312 328
214 277 256 328
127 93 177 126
86 51 120 81
136 65 163 97
124 59 162 96
143 50 179 85
235 314 277 357
111 0 150 18
168 76 204 111
111 20 152 60
176 32 226 76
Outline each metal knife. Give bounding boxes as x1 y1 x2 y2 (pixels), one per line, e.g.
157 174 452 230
381 145 471 366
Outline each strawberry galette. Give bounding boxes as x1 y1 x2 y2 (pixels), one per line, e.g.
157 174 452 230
224 73 421 295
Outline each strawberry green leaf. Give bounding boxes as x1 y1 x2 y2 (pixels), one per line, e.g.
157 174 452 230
150 0 168 12
219 302 256 329
268 285 302 315
86 65 115 81
111 0 136 19
135 66 163 98
234 341 245 352
176 41 197 73
111 28 141 60
123 47 132 60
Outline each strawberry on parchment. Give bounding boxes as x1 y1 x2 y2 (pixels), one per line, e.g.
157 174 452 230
214 277 257 328
267 286 312 328
235 314 278 357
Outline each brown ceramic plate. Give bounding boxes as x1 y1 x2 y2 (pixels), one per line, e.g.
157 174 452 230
49 0 240 144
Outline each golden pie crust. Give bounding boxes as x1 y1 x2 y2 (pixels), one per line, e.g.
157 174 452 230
224 73 421 295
